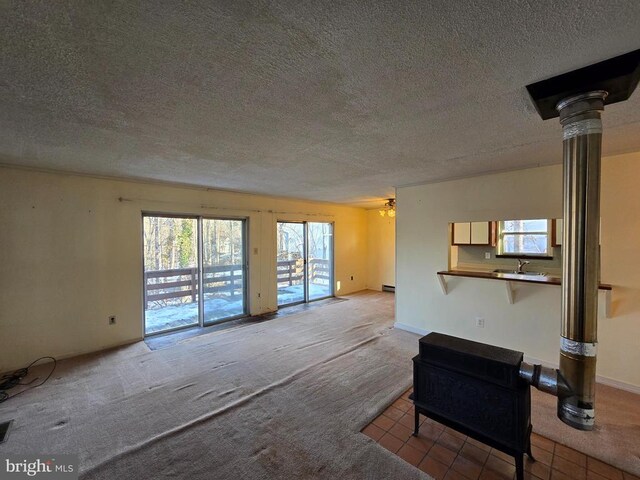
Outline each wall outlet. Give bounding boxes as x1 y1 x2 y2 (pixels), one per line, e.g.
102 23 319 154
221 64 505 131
108 315 116 325
475 317 485 328
485 252 491 259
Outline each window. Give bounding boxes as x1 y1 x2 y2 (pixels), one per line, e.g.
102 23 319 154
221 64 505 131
498 219 550 256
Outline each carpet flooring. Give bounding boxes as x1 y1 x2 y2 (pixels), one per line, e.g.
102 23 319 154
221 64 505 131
0 291 424 479
0 290 638 479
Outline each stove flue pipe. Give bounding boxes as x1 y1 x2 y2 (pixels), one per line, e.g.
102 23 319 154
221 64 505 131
556 91 606 430
519 91 606 431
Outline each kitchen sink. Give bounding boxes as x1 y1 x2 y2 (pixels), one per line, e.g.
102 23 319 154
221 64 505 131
492 269 546 276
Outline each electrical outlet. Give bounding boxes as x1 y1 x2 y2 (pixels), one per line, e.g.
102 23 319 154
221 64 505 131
108 315 116 325
485 252 491 259
475 317 485 328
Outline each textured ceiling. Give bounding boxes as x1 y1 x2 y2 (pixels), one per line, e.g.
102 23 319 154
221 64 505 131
1 1 640 207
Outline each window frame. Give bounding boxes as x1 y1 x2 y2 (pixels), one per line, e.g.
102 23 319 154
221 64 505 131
496 219 553 258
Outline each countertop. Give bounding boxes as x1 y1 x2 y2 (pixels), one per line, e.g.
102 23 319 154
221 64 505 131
437 269 612 290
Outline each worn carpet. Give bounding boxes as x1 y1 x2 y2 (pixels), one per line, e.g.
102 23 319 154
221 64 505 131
0 291 428 479
1 290 638 478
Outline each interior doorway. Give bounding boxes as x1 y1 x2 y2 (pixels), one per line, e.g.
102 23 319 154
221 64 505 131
276 221 333 307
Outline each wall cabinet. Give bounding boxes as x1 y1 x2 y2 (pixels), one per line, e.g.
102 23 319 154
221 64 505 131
452 222 493 246
552 219 563 246
552 218 601 247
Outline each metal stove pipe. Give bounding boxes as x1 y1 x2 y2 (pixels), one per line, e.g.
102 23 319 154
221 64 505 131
555 91 606 430
518 91 606 431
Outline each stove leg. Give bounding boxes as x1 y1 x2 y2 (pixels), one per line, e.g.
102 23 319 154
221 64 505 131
516 455 524 480
527 440 536 462
413 407 419 436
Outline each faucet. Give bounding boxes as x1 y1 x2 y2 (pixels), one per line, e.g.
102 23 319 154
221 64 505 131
516 258 531 273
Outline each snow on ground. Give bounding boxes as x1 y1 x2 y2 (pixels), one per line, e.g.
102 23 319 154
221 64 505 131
145 283 331 334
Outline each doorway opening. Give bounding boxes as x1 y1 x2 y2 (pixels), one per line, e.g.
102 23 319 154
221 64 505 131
143 215 247 336
276 221 333 307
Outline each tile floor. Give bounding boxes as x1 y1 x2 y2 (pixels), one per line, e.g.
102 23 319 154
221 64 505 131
362 390 639 480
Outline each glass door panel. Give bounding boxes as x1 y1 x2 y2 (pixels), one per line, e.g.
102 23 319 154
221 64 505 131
143 216 199 335
202 219 246 324
277 222 306 306
307 222 333 301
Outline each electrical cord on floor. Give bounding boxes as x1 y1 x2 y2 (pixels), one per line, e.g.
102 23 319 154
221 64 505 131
0 356 57 403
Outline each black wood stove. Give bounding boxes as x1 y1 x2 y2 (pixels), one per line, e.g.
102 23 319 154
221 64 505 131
412 333 534 479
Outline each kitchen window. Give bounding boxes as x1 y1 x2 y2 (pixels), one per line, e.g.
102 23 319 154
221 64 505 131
498 219 550 257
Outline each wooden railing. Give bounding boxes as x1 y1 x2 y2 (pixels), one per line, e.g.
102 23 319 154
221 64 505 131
144 264 244 309
276 258 330 288
145 258 331 309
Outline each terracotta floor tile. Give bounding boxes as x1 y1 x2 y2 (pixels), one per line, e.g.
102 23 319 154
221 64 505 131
383 406 405 422
525 456 551 480
372 414 395 431
388 422 413 442
587 458 624 480
531 445 554 466
531 433 556 453
446 426 469 441
407 434 435 453
451 455 484 480
553 456 586 480
429 444 458 467
398 413 417 430
460 442 490 465
438 431 466 452
420 423 446 442
484 455 516 480
419 456 450 480
467 437 492 452
397 443 427 467
589 472 612 480
555 444 587 468
378 432 404 454
491 449 516 466
393 398 413 413
362 423 385 441
480 467 511 480
447 469 473 480
363 391 630 480
551 469 575 480
525 471 547 480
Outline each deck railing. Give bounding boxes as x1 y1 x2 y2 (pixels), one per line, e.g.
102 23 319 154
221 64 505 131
144 258 330 309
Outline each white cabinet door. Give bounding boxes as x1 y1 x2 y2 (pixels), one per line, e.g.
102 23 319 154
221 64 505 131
471 222 490 245
453 222 471 244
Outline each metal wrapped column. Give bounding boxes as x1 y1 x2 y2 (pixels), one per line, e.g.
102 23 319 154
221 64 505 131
555 91 607 430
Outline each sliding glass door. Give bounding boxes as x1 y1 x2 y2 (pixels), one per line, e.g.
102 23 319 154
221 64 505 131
202 219 246 324
307 222 333 301
276 221 333 307
143 215 247 335
143 216 200 334
276 222 306 306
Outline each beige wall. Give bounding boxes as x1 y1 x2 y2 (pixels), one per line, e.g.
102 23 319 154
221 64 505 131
0 167 368 372
366 210 396 290
396 152 640 389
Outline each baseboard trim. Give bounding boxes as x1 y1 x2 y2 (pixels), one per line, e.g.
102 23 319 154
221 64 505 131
524 355 640 395
393 322 430 336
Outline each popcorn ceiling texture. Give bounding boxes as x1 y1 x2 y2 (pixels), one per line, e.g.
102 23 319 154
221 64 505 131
1 1 640 206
